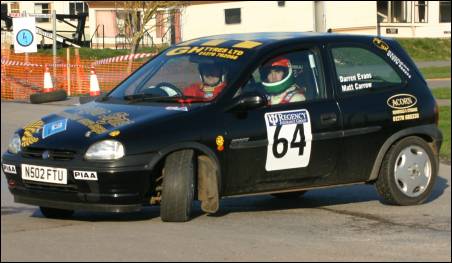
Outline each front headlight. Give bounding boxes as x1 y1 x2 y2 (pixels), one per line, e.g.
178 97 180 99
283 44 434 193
8 134 21 154
85 140 125 160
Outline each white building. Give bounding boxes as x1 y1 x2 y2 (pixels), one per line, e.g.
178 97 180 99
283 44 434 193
181 1 378 39
377 1 451 37
180 1 450 39
1 1 450 49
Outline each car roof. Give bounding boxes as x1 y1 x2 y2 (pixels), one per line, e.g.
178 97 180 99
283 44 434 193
177 32 382 50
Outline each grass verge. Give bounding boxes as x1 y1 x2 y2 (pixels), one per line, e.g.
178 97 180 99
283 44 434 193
438 106 450 163
432 88 451 100
397 38 451 61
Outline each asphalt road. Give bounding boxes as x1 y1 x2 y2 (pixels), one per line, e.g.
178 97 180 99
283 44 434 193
427 79 451 89
1 102 451 261
416 60 451 68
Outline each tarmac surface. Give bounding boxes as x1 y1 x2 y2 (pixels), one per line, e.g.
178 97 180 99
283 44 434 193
1 101 450 261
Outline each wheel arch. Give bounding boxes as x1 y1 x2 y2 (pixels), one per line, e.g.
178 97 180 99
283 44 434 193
368 124 442 182
147 142 223 196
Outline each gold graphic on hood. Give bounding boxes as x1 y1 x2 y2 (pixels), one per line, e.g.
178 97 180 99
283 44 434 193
97 112 132 127
77 119 108 134
58 107 133 135
21 120 44 147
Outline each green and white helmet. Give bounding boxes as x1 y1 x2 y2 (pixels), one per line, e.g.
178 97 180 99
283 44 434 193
260 57 295 94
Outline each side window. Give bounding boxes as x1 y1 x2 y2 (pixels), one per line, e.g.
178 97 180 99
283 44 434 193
236 49 327 106
331 46 402 93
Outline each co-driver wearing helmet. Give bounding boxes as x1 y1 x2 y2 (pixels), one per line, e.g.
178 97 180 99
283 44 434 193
260 57 305 105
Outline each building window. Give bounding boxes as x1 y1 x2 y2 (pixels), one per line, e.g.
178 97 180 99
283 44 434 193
1 4 8 29
1 4 7 16
414 1 428 23
34 3 51 23
225 8 241 25
10 2 20 14
378 1 414 23
439 1 451 23
391 1 411 23
377 1 389 22
114 11 141 37
69 2 88 20
278 1 286 7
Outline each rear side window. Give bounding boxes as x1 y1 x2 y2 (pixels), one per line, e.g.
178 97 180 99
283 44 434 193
331 47 402 93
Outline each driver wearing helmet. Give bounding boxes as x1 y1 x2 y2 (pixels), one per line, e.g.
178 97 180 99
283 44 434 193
183 62 226 100
260 57 305 105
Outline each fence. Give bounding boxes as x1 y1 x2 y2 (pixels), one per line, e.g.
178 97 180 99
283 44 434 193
1 49 155 101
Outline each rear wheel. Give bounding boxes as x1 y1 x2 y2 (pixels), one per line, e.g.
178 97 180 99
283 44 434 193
160 150 195 222
375 136 438 205
271 190 307 199
39 207 74 219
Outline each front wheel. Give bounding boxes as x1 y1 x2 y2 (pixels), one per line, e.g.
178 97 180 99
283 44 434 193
160 150 195 222
375 136 438 205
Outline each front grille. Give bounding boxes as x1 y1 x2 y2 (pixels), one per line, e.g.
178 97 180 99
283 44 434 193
22 180 78 191
21 147 77 161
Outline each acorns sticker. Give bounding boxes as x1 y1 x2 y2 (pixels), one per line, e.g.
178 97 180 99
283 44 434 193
387 94 420 122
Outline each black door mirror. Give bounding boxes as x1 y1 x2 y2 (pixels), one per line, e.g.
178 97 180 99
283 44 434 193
227 92 267 112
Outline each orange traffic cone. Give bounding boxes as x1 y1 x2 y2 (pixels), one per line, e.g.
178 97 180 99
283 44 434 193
43 65 54 93
89 66 100 96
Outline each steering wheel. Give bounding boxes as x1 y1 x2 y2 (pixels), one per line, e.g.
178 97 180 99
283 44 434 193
138 82 183 97
154 82 183 97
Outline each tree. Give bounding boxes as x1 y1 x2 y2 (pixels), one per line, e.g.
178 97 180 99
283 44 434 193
114 1 185 72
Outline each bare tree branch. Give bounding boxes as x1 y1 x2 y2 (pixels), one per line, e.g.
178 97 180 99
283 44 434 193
114 1 186 72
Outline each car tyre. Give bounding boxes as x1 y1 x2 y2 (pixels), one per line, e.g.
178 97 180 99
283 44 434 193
375 136 438 205
40 207 74 219
30 90 67 104
160 150 195 222
271 190 307 199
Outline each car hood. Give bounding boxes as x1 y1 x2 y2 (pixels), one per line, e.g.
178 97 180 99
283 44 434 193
18 101 192 151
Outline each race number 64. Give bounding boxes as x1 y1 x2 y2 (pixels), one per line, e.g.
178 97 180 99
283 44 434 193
264 109 313 171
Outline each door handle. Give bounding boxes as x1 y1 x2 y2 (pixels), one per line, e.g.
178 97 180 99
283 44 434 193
320 112 337 125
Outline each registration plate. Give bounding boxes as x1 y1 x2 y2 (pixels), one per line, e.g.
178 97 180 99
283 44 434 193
21 164 67 185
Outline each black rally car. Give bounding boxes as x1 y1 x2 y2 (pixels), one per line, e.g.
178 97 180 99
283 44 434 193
2 33 442 222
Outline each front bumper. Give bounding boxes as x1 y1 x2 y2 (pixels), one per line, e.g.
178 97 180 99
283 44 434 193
2 151 157 213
